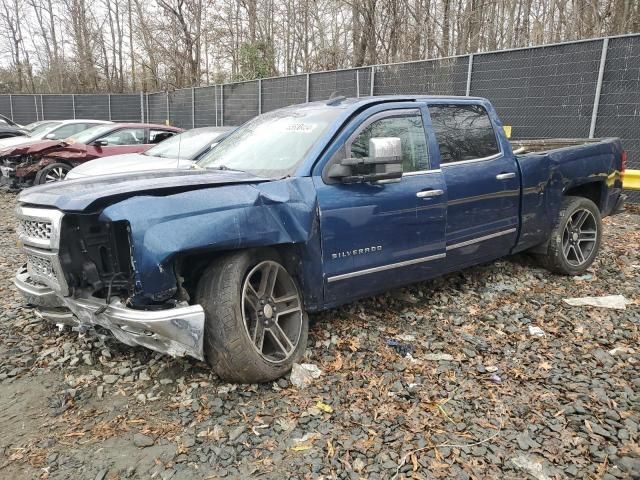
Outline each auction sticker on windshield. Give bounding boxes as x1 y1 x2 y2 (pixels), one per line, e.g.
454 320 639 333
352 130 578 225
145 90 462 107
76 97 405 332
282 123 316 133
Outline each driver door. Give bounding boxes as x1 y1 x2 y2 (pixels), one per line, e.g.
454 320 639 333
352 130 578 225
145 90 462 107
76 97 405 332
313 106 447 304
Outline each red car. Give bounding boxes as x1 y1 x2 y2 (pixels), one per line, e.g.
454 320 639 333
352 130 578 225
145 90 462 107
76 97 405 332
14 123 183 186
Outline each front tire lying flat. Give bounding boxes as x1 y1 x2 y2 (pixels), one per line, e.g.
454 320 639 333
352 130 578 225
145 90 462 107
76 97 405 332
196 250 308 383
537 196 602 275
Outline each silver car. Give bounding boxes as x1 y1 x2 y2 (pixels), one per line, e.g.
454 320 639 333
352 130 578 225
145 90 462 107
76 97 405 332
66 126 235 180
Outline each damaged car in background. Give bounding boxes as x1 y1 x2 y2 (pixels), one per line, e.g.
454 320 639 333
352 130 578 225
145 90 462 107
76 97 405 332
66 126 235 180
14 96 626 383
0 119 112 188
6 123 182 188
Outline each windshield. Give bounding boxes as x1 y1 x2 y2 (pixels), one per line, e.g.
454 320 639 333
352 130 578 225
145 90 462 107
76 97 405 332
144 129 228 159
67 124 114 144
29 121 61 138
197 107 340 177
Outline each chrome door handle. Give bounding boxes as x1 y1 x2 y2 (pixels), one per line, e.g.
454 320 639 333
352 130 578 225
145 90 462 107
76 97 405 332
496 172 516 180
416 189 444 198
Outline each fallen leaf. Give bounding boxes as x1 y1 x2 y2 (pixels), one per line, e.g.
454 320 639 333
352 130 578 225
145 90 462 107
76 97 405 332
315 401 334 414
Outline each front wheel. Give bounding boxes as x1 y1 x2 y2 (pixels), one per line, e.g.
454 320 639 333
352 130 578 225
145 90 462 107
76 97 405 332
196 250 308 383
35 162 71 184
536 196 602 275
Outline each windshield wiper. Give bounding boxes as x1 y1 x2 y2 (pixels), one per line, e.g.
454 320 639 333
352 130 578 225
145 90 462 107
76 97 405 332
210 165 246 173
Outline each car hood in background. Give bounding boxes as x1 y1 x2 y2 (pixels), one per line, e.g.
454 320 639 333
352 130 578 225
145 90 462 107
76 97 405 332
1 139 62 156
0 135 42 150
67 153 195 179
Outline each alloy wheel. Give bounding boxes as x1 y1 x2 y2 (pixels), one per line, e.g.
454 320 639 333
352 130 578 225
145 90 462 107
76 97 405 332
562 208 598 267
44 167 69 183
241 260 303 363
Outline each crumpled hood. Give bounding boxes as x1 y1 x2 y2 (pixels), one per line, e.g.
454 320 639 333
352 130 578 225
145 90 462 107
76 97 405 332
24 139 83 155
67 153 194 179
17 168 268 212
0 137 49 154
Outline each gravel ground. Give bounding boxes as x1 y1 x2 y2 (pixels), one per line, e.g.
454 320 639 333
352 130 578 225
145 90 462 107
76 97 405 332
0 190 639 480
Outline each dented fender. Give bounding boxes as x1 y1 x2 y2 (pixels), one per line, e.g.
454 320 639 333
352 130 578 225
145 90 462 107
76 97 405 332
100 177 325 308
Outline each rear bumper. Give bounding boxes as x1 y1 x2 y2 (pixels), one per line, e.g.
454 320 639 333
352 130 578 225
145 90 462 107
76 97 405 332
14 266 205 360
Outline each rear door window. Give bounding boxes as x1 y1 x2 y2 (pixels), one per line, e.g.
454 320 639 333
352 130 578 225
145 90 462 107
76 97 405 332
428 104 499 164
98 128 145 145
149 129 176 144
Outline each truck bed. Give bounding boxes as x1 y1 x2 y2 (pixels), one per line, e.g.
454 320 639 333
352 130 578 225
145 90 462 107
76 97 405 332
510 138 602 154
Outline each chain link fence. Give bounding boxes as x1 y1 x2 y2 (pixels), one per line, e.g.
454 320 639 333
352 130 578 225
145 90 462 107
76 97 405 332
0 34 638 200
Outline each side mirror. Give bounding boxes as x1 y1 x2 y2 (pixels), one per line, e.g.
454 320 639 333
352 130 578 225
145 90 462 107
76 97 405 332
328 137 403 183
45 133 56 139
93 139 108 147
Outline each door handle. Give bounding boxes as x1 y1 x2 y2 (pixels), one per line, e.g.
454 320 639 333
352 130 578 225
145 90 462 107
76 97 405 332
496 172 516 180
416 189 444 198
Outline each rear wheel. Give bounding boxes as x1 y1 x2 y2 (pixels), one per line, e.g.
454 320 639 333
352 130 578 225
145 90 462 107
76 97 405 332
536 196 602 275
35 163 71 184
196 250 308 383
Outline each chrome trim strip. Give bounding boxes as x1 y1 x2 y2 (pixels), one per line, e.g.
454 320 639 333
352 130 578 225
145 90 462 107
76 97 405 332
440 152 503 167
446 228 517 251
403 169 442 177
327 252 446 283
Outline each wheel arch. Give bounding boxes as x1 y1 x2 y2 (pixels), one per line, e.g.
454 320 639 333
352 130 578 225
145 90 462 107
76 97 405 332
564 180 606 212
175 243 321 311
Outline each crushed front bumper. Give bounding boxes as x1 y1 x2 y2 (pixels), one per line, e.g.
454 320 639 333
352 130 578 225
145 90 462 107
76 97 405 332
14 266 205 360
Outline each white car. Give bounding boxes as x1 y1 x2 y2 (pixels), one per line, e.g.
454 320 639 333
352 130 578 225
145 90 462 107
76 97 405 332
0 119 112 150
67 127 235 180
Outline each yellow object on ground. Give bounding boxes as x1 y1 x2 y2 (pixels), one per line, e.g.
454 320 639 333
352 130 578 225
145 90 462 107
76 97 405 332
503 125 512 138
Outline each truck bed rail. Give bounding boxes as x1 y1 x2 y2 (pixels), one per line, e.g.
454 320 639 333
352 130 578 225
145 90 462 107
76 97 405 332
511 138 601 154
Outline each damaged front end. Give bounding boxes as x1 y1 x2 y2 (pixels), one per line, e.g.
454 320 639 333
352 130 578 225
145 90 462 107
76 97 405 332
13 205 205 360
1 155 31 189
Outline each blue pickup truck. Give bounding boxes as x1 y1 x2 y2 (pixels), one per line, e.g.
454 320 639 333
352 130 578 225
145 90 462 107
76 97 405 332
14 96 626 383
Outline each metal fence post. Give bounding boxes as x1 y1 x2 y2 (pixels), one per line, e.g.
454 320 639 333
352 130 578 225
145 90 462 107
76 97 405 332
258 79 262 115
108 94 112 120
33 95 39 121
370 66 375 96
40 95 44 120
466 54 474 96
140 92 144 122
589 38 609 139
305 74 310 102
71 94 76 119
220 85 224 126
214 85 218 127
356 70 360 97
192 87 196 128
166 91 170 125
8 94 13 120
145 93 149 123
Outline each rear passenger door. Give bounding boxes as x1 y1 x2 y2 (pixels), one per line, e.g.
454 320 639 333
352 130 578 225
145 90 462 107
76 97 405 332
427 103 520 266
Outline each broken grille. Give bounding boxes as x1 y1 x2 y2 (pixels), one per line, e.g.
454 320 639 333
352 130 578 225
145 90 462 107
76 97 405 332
26 254 58 284
19 219 53 242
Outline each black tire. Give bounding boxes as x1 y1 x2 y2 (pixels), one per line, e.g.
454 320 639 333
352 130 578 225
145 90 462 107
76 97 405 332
35 162 71 184
196 249 308 383
536 196 602 275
